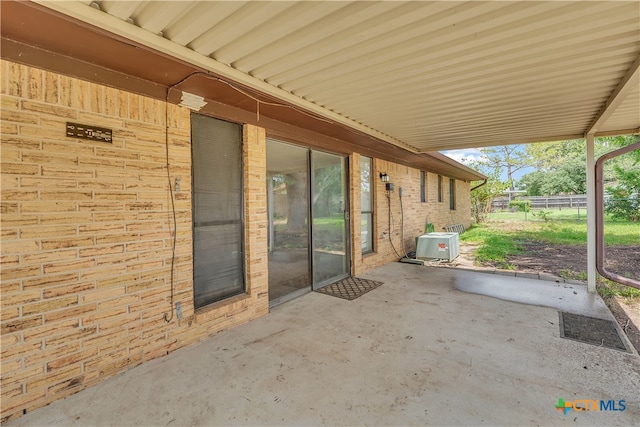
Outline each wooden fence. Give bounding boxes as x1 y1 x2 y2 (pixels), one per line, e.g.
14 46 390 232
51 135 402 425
491 195 588 210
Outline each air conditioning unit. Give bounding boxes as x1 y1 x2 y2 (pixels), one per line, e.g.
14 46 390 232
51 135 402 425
415 232 460 262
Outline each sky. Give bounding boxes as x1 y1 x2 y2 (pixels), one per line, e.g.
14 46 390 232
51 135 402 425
441 148 484 164
441 148 535 182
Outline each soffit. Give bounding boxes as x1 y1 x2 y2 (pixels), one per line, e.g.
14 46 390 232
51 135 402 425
595 81 640 135
24 1 640 151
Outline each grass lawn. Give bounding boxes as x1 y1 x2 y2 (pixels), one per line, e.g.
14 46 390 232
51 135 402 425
473 209 638 244
462 209 640 300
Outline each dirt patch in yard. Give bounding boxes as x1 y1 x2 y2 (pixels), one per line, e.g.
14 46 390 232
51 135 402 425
505 243 640 280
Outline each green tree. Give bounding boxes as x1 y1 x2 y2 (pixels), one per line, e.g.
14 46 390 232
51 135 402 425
525 139 585 170
517 170 545 196
520 140 587 195
284 172 308 229
604 136 640 222
312 163 343 217
462 159 508 223
518 138 632 196
477 145 530 191
540 157 587 195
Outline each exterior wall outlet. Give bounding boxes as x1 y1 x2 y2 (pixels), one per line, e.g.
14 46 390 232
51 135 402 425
175 301 183 319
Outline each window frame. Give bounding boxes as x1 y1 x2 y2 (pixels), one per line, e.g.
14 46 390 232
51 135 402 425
437 175 443 203
420 171 426 203
449 178 456 210
360 156 374 254
191 113 246 308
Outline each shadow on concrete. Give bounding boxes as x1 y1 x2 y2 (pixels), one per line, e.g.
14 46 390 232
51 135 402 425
8 263 640 426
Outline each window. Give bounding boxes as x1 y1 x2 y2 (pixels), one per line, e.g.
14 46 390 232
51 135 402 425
361 156 373 254
191 114 245 308
449 178 456 210
437 175 443 203
420 171 426 203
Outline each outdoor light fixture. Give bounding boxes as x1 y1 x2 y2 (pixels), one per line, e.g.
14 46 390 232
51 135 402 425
380 172 393 191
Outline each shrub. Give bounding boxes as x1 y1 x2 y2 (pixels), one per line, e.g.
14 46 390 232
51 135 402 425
605 188 639 222
508 199 531 212
533 209 553 222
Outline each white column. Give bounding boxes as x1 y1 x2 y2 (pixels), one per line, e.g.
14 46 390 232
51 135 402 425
586 134 596 292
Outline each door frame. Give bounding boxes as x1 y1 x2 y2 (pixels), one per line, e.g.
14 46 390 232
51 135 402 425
266 139 351 303
310 150 351 290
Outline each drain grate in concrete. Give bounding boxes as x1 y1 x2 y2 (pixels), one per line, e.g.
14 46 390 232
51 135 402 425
559 311 629 352
316 277 383 301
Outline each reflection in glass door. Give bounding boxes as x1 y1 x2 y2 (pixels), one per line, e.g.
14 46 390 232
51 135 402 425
311 151 349 289
266 140 310 305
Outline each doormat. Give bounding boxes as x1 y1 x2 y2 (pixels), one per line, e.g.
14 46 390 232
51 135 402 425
315 277 383 301
559 311 630 353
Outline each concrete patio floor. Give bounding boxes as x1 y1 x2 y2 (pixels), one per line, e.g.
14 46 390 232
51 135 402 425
8 263 640 426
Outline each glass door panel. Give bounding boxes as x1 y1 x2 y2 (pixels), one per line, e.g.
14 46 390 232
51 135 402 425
266 140 311 304
311 151 349 289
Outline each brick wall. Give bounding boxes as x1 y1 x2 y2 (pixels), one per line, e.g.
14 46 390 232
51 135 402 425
353 160 472 275
0 60 268 421
0 59 473 421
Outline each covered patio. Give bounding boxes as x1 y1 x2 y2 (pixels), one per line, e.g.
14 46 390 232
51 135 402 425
2 1 640 422
4 0 638 291
7 263 639 426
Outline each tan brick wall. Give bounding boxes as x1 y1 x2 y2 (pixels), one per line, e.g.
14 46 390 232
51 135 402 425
1 59 473 421
353 160 472 275
0 60 268 421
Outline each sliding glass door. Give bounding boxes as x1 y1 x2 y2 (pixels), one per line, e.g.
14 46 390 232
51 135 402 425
311 151 349 289
266 140 350 303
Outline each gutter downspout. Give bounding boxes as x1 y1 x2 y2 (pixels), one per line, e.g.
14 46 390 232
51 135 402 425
470 179 487 192
595 140 640 289
586 134 597 293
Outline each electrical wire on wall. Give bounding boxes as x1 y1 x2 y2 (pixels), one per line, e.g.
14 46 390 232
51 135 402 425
162 98 177 323
162 88 178 323
398 189 409 259
162 73 207 323
397 187 425 265
153 69 400 154
386 190 403 260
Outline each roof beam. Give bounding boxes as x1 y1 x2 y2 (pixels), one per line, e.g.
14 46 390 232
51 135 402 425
585 54 640 135
594 127 640 137
414 133 586 152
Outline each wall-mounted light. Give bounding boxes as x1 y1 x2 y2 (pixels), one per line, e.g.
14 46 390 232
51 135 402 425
380 172 390 183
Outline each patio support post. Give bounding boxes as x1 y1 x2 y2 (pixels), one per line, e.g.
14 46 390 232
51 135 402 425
585 133 596 293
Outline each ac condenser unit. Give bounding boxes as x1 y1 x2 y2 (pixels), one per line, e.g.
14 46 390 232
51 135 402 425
415 232 460 262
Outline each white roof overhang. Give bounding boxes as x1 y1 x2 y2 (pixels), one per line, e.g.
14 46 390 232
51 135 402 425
6 1 640 156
